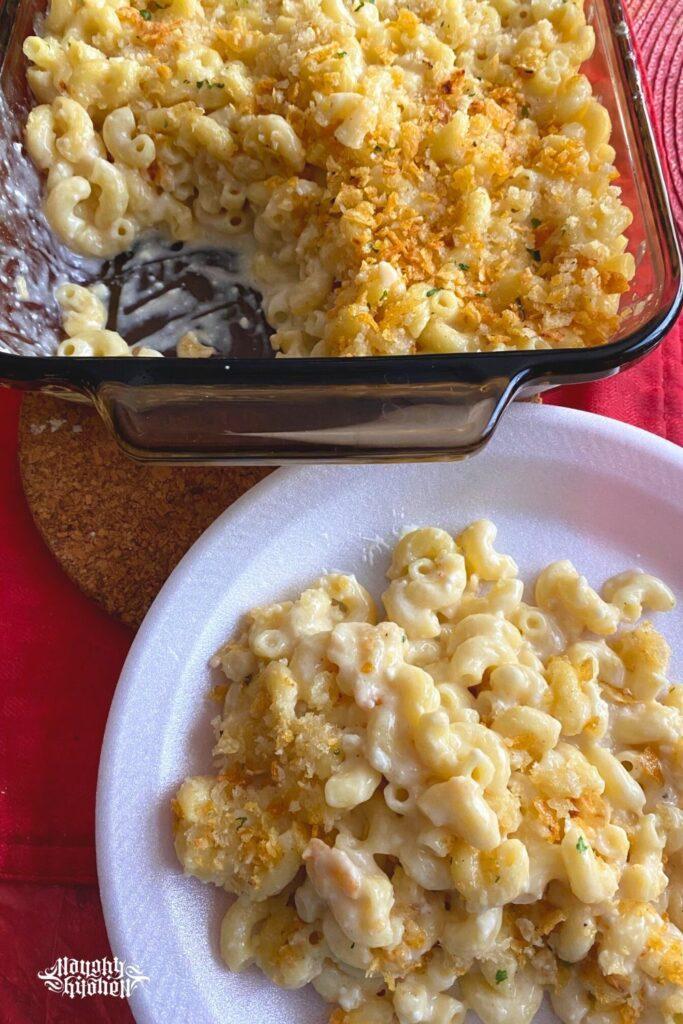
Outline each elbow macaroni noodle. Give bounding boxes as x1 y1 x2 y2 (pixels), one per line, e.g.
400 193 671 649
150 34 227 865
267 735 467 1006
173 520 682 1024
24 0 634 357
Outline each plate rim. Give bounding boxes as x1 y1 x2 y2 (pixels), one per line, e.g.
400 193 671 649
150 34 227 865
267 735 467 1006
96 402 683 1024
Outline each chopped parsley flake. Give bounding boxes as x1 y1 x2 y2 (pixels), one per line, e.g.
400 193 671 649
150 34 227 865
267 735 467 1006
235 816 247 830
475 291 487 298
458 262 470 272
495 970 508 984
531 217 542 228
380 289 388 301
576 835 589 853
527 247 541 262
426 287 440 296
521 104 530 117
185 79 225 89
139 8 152 18
336 51 347 57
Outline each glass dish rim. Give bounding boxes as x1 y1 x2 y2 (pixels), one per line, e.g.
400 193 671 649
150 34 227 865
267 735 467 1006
0 0 681 392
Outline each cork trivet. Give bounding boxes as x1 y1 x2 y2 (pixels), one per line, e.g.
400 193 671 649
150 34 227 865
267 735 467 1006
19 393 271 629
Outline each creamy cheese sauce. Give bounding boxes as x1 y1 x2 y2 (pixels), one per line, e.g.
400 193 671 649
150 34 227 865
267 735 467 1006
95 235 272 357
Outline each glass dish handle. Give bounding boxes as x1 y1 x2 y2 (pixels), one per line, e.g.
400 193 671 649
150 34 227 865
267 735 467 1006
93 371 527 463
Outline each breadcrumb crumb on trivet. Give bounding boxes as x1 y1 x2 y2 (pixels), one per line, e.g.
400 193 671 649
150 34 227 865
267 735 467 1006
18 393 270 629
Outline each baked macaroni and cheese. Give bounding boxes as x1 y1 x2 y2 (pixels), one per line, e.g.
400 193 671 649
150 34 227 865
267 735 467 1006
23 0 634 356
174 520 681 1024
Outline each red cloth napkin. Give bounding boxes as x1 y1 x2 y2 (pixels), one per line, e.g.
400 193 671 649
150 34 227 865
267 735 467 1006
0 0 681 1016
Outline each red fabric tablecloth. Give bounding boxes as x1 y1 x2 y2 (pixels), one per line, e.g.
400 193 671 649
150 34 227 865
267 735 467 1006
0 388 133 1023
1 0 682 1017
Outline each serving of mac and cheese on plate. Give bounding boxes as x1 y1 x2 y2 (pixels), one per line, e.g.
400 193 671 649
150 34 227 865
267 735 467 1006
22 0 635 357
173 518 683 1024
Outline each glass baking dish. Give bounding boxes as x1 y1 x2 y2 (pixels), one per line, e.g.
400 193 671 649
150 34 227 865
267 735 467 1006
0 0 681 463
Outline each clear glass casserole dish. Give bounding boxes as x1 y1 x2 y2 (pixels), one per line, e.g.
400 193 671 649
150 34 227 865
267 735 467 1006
0 0 681 463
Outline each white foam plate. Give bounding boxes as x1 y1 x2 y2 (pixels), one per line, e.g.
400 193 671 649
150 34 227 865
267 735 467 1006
97 404 683 1024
